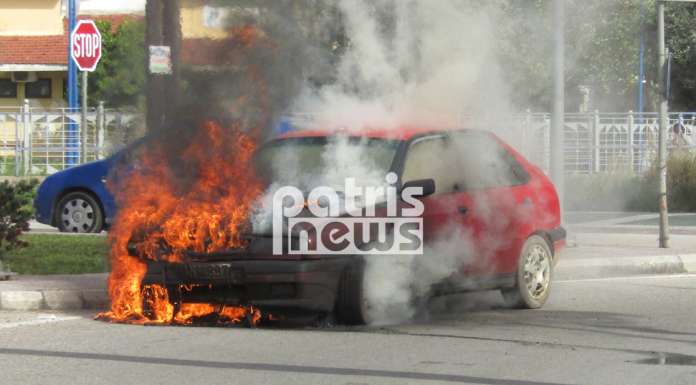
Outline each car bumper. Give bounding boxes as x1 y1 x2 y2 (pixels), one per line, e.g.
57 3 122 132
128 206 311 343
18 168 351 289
33 196 51 225
142 257 357 313
549 226 566 265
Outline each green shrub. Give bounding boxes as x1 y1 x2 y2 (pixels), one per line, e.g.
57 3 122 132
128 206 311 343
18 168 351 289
565 151 696 212
633 151 696 212
564 173 644 211
0 179 38 268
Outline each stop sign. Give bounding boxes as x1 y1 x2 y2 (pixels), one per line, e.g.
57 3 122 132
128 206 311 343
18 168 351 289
71 20 102 72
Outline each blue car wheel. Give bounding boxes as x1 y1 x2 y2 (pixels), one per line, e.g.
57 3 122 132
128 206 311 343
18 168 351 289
56 191 104 233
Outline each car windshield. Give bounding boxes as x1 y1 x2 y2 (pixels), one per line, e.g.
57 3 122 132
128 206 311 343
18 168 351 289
254 135 400 191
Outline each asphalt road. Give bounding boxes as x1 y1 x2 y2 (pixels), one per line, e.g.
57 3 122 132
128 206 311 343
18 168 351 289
2 274 696 385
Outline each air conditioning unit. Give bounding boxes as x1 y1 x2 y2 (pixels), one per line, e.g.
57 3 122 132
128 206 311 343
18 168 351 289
11 71 38 83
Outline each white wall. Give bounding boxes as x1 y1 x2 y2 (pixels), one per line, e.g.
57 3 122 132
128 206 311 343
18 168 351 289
78 0 145 14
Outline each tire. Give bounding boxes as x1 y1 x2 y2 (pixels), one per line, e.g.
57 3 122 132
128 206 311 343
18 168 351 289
501 235 553 309
335 256 417 325
56 191 104 233
335 258 368 325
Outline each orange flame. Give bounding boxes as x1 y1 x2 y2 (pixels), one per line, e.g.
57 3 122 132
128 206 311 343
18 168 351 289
96 25 275 328
96 122 264 326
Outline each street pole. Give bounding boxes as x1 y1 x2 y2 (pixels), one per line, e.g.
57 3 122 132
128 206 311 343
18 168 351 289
67 0 78 166
637 0 646 115
81 71 88 163
657 1 670 248
146 0 165 132
163 0 181 121
550 0 565 216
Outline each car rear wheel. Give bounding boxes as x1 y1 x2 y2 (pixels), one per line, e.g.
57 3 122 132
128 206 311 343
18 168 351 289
501 235 553 309
56 191 104 233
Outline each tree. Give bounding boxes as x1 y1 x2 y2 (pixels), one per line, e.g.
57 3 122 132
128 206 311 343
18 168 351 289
89 20 146 108
497 0 658 112
497 0 696 113
664 2 696 111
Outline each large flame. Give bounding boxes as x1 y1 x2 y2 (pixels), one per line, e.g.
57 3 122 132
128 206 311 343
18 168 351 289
97 121 264 325
96 24 282 327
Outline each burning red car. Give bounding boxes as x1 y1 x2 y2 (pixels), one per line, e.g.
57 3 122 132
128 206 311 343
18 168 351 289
104 126 565 326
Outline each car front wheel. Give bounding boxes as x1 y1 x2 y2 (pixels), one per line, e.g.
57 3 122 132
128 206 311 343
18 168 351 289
56 191 104 233
335 258 368 325
501 235 553 309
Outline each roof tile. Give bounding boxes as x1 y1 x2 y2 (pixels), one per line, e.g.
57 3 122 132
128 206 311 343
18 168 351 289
0 14 141 66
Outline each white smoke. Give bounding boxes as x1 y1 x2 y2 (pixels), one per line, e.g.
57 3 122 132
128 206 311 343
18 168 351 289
252 0 537 325
292 0 513 130
362 225 478 326
292 0 522 325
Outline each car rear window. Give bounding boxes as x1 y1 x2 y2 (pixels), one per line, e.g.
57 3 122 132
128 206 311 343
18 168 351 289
450 132 530 189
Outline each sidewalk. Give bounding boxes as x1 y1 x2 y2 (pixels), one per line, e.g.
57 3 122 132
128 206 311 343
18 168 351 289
556 232 696 279
565 211 696 235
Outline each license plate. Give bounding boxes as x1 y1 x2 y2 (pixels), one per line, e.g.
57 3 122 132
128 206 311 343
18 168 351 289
184 263 244 283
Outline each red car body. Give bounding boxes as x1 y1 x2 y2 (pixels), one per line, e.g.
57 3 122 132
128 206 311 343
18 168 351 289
142 126 565 324
281 126 564 274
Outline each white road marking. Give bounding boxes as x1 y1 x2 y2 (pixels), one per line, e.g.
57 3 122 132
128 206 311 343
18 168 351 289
0 314 81 329
555 273 696 283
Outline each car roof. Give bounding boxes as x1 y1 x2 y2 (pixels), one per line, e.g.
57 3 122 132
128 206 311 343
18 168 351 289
276 126 488 141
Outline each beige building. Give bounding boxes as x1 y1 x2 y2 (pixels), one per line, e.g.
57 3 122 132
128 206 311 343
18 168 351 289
0 0 143 110
0 0 67 109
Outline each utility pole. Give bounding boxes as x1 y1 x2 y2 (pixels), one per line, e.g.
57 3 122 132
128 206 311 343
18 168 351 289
657 1 670 248
146 0 165 132
550 0 565 214
162 0 182 119
145 0 181 132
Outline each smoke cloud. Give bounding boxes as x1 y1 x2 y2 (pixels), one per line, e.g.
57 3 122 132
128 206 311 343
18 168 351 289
292 0 513 130
291 1 522 325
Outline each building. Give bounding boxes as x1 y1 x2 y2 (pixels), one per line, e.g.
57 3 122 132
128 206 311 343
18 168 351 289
0 0 143 110
78 0 145 15
0 0 67 109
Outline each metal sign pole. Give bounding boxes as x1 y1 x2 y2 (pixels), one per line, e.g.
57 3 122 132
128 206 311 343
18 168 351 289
81 71 88 163
67 0 78 167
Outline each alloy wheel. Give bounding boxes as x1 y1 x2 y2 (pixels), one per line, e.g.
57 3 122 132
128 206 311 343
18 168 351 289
522 244 551 299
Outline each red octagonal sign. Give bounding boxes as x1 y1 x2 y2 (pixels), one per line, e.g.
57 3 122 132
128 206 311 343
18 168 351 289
71 20 102 72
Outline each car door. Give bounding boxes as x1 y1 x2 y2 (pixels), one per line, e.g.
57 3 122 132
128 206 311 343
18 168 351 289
399 134 490 277
449 132 535 276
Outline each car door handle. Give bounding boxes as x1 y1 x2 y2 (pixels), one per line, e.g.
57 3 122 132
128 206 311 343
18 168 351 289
458 206 468 215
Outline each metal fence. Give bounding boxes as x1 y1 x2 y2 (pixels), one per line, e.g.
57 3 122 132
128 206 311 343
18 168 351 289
0 102 142 176
1 107 694 176
514 111 696 175
291 110 696 175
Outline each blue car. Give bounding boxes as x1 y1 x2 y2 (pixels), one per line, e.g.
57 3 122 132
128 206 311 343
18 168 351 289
34 155 118 233
34 119 297 233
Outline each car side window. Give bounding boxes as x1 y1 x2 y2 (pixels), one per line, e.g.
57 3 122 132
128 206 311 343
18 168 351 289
401 136 461 194
451 132 529 189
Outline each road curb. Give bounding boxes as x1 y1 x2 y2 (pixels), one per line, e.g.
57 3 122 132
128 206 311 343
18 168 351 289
43 290 84 310
1 254 695 310
0 289 108 311
0 290 45 311
556 253 696 279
